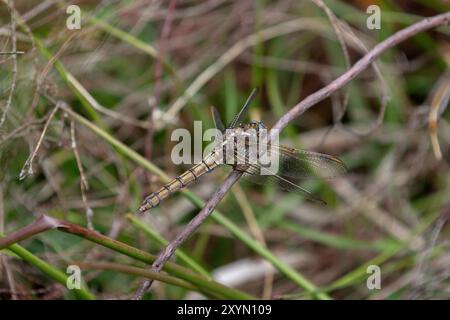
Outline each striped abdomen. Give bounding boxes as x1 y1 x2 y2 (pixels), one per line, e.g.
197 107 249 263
138 151 221 213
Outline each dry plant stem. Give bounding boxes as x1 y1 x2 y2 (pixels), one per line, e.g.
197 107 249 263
164 17 329 120
332 20 389 137
133 170 243 300
0 0 18 128
0 215 61 248
410 213 448 296
145 0 177 162
70 120 94 230
0 183 4 235
19 0 53 23
233 184 274 299
428 70 450 160
78 262 199 292
1 256 17 299
0 118 48 147
0 215 253 299
312 0 350 112
313 0 387 139
1 180 18 300
19 103 59 179
27 32 76 118
135 12 450 299
0 51 24 55
271 12 450 135
0 185 15 299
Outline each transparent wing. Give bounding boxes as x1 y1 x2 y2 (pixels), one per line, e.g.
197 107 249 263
211 106 225 132
228 88 258 128
240 162 327 205
230 147 332 204
268 145 347 179
232 144 346 204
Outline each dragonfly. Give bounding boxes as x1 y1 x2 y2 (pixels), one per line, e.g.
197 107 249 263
138 89 347 213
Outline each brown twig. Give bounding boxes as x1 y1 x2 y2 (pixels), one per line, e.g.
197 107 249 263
312 0 351 118
70 120 94 230
0 215 256 299
132 11 450 299
313 0 389 142
428 70 450 160
19 103 60 180
133 170 243 299
0 215 61 249
271 12 450 135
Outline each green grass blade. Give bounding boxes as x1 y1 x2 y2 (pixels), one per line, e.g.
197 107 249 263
1 236 95 300
126 214 210 277
62 106 330 299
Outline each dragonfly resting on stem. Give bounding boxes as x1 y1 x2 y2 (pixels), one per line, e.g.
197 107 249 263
138 89 347 213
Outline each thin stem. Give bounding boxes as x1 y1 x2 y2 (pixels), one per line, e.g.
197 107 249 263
19 103 59 180
271 12 450 135
77 262 200 294
70 120 94 230
135 11 450 299
165 18 328 120
60 102 315 298
0 0 18 128
0 215 254 300
133 170 244 300
145 0 177 162
0 215 61 248
1 222 95 300
126 214 210 277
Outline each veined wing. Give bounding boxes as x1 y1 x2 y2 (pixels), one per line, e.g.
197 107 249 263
232 149 328 204
227 88 258 128
240 161 328 205
211 106 225 132
270 145 347 179
232 145 346 204
247 142 347 180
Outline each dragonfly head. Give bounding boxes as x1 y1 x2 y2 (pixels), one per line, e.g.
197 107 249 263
247 120 266 131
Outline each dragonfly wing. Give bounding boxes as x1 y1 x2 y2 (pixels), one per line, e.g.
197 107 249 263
227 88 258 128
241 162 327 205
211 106 225 132
229 134 345 205
248 143 347 179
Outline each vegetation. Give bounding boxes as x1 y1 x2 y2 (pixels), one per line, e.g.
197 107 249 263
0 0 449 300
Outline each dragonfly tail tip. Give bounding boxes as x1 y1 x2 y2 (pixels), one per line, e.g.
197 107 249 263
137 205 149 214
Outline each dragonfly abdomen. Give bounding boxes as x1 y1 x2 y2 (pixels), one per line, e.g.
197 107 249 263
138 152 220 213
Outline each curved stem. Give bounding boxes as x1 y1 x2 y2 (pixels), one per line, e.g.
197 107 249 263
0 215 254 300
135 11 450 299
133 171 243 300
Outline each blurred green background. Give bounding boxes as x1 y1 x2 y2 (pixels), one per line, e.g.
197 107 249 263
0 0 449 300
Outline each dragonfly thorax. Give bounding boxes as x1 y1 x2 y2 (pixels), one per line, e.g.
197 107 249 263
211 120 270 170
138 89 347 213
